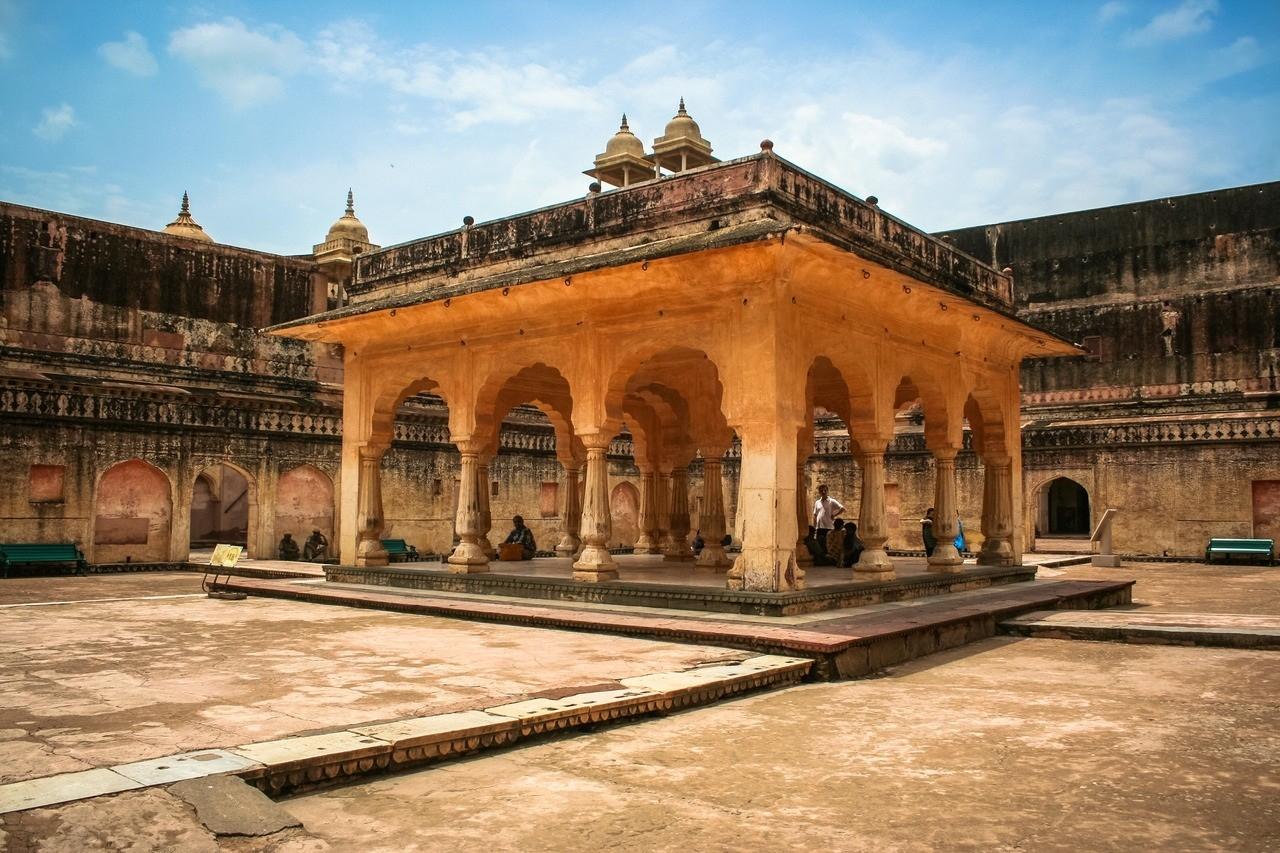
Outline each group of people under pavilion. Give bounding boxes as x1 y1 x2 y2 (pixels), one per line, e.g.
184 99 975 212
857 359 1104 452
268 133 1075 592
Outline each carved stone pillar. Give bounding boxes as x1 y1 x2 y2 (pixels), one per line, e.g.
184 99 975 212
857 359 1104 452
664 467 694 561
978 454 1015 565
853 443 895 581
355 446 389 567
656 471 675 555
448 450 489 572
695 457 731 569
555 463 582 556
572 441 617 581
478 461 496 560
927 446 964 572
633 470 660 554
794 461 812 566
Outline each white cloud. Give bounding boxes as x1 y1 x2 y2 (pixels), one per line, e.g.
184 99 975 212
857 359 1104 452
99 31 158 76
1206 36 1266 80
1126 0 1218 45
1097 2 1128 23
168 17 305 108
33 103 76 141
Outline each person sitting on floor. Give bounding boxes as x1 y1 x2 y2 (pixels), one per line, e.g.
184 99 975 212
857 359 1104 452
805 525 833 566
827 518 848 565
303 529 329 561
842 521 864 568
503 515 537 560
278 533 300 561
692 530 705 555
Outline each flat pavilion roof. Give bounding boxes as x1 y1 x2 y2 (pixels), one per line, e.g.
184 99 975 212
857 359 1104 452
267 151 1077 355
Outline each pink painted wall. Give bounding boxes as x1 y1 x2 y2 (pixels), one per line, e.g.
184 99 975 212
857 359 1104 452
274 465 334 544
610 481 639 549
94 459 172 563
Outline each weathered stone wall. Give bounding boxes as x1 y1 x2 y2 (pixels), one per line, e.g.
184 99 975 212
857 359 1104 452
4 181 1276 564
944 181 1280 555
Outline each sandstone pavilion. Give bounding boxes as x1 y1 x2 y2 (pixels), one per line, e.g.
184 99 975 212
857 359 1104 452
268 102 1078 604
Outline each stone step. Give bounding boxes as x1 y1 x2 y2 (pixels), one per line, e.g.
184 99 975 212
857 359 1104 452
1000 610 1280 649
0 654 809 813
212 575 1135 679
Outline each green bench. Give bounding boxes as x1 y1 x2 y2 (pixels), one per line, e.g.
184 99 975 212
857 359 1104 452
0 543 89 578
380 539 420 563
1205 538 1275 566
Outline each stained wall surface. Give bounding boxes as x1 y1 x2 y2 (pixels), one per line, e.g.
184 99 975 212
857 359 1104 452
2 181 1277 562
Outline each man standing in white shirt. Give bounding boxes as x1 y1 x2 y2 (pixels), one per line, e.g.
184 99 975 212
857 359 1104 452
812 484 845 551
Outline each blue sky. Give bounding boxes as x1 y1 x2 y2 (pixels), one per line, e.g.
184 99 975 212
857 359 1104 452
0 0 1276 254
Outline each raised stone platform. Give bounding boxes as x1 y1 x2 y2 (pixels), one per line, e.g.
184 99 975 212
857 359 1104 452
1001 610 1280 649
324 561 1039 617
211 574 1134 679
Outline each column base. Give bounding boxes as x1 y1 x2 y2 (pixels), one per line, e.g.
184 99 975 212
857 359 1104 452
572 546 618 582
554 536 580 557
854 567 895 582
854 547 895 581
977 539 1014 566
448 541 489 569
695 545 731 571
355 540 388 567
730 549 804 591
663 549 695 562
446 560 490 574
632 534 659 554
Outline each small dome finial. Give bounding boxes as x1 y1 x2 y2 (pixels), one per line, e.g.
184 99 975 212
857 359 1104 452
164 190 213 242
345 188 354 216
620 113 629 131
677 97 687 115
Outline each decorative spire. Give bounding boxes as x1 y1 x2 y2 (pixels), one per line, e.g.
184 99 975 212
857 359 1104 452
345 188 355 216
620 114 629 131
163 190 213 242
677 97 687 115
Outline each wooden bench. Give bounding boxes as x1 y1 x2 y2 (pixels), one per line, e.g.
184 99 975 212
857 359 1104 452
0 543 89 578
1205 538 1275 566
380 539 419 563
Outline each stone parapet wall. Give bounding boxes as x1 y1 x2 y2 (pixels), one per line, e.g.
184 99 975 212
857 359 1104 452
346 154 1010 311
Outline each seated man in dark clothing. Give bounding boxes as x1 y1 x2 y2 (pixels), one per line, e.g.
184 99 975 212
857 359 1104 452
303 529 329 561
805 525 832 566
503 515 537 560
842 521 865 568
692 530 705 555
278 533 300 561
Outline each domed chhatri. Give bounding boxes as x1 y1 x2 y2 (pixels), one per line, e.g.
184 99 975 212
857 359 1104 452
586 115 657 189
651 98 717 174
326 188 370 243
313 189 379 299
163 192 214 243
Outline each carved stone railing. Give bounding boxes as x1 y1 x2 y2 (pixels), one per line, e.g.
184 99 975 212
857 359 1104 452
350 154 1011 310
0 382 342 438
6 379 1273 456
1023 416 1280 449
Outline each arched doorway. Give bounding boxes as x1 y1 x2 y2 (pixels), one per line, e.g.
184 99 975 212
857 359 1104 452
1045 477 1090 536
610 481 640 549
93 459 173 564
190 464 250 548
275 465 335 555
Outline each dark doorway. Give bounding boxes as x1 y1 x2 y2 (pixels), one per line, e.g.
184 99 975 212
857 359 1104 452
1047 477 1090 535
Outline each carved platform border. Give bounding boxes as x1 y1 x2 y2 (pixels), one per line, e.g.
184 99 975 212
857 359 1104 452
323 564 1039 617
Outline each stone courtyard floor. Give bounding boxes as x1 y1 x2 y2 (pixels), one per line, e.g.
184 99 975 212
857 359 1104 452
0 572 731 786
0 561 1277 851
